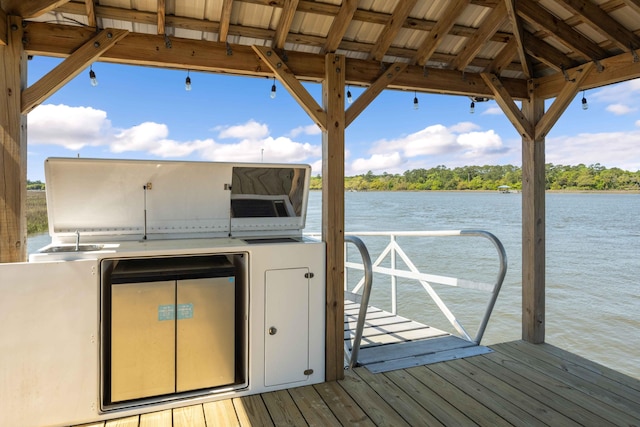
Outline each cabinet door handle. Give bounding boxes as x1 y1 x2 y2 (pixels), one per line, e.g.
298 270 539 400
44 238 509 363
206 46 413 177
268 326 277 335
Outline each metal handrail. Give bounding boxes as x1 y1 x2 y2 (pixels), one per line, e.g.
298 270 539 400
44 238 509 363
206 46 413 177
343 235 373 369
344 230 507 345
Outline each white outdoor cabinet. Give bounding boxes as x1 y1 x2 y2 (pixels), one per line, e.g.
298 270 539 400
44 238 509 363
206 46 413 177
265 268 311 386
0 158 326 427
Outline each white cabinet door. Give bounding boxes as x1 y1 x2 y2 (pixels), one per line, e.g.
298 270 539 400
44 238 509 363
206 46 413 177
264 268 309 386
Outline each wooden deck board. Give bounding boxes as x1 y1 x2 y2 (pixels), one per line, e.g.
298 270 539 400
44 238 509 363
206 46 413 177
70 341 640 427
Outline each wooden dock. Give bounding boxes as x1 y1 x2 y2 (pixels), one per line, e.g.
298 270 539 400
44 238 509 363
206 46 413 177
75 340 640 426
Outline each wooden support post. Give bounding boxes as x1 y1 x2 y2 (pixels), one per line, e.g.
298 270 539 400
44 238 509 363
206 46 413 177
521 80 545 343
0 16 28 263
322 53 345 381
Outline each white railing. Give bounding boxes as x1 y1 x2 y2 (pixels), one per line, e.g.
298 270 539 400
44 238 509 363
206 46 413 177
343 230 507 345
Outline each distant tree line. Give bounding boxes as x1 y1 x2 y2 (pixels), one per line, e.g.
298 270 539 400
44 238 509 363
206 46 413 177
309 163 640 191
27 180 46 190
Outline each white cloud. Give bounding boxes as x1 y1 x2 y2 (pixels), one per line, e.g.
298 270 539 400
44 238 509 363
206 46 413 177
592 80 640 103
605 104 636 115
547 131 640 171
590 79 640 116
377 124 457 157
217 119 269 139
449 121 481 133
350 152 404 174
482 106 503 115
27 104 322 165
289 124 322 137
28 104 111 149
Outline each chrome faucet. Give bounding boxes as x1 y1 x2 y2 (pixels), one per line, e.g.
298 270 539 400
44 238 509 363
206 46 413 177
75 230 80 251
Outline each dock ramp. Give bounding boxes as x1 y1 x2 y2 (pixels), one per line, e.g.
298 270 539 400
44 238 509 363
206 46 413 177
342 231 506 373
344 300 492 373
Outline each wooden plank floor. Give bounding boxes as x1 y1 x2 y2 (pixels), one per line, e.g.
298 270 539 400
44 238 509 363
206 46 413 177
75 341 640 426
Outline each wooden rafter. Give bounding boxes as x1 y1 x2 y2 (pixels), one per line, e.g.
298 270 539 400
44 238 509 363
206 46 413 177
21 28 129 114
450 1 507 71
368 0 418 62
345 63 408 127
273 0 299 49
2 0 70 18
412 0 470 66
560 0 640 51
622 0 640 16
535 61 594 138
50 1 517 64
252 45 327 130
84 0 96 28
523 31 577 71
321 0 357 54
487 37 518 75
517 1 607 62
157 0 166 35
504 0 532 78
219 0 234 43
481 72 533 140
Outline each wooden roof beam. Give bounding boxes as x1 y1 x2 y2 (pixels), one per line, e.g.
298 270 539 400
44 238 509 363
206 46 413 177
252 45 327 130
368 0 418 62
517 1 608 62
504 0 532 78
21 28 128 114
412 0 470 66
272 0 298 49
157 0 166 35
84 0 96 28
0 6 7 46
535 61 594 138
560 0 640 51
3 0 70 18
23 22 530 100
345 62 408 127
219 0 233 43
450 1 507 71
534 50 640 99
321 0 357 54
481 72 533 140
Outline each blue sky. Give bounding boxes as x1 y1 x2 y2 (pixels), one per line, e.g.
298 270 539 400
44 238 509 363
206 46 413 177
27 56 640 182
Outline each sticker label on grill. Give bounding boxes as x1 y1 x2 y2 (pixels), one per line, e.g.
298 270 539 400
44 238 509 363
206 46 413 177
177 303 194 320
158 304 175 321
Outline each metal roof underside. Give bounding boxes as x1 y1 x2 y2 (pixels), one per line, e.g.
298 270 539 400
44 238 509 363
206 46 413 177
4 0 640 101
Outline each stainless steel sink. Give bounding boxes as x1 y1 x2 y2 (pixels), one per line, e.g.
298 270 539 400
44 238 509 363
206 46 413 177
40 244 104 253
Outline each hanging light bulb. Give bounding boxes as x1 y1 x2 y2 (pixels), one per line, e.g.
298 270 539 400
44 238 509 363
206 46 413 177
347 86 353 104
581 90 588 110
413 91 419 110
270 77 276 99
89 66 98 87
470 101 475 114
185 71 192 91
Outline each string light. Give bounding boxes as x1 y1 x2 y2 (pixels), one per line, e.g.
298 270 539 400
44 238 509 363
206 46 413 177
470 100 475 114
89 66 98 87
413 91 419 110
581 90 588 110
347 85 353 104
270 77 276 99
185 70 192 91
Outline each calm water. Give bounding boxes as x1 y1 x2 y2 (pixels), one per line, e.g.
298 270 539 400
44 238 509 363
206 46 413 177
28 191 640 378
306 191 640 379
